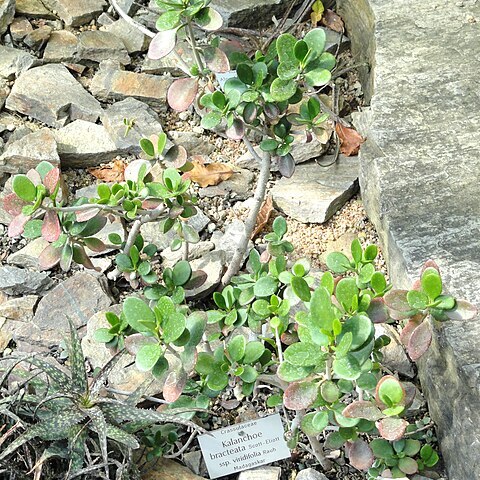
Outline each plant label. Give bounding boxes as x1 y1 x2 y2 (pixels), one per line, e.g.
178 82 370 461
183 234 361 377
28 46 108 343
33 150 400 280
198 414 290 478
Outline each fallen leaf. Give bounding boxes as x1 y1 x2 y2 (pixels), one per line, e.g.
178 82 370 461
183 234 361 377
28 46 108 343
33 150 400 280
251 195 274 239
335 123 365 156
321 9 344 33
184 157 234 187
311 0 324 27
88 160 126 182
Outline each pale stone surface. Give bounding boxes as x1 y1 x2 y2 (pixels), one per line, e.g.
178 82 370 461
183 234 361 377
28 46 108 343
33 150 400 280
8 237 50 269
0 266 53 295
102 98 169 155
24 25 52 49
212 219 252 263
211 0 299 28
144 458 205 480
0 78 8 110
0 46 35 80
6 64 103 127
15 0 55 18
104 18 149 54
90 61 172 109
184 250 225 300
295 469 328 480
41 0 107 26
238 467 282 480
168 130 215 156
199 169 254 201
0 0 15 35
43 30 79 63
271 156 359 223
77 30 130 65
9 17 33 41
338 0 480 478
0 127 60 173
53 119 122 167
161 241 214 269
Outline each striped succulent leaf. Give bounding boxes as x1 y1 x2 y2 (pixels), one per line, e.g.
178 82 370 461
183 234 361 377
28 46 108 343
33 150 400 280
105 424 140 449
68 424 88 473
25 357 71 392
67 318 88 393
87 406 109 477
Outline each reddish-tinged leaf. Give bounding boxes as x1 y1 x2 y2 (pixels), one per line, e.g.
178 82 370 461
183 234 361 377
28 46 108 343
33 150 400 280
142 199 163 210
43 168 61 195
375 375 405 409
335 123 364 156
366 297 391 323
321 9 344 33
183 158 234 187
444 300 478 321
72 244 99 271
260 250 271 263
225 118 245 140
384 290 416 319
280 332 298 346
421 259 440 275
75 207 101 222
204 47 230 73
347 439 374 471
2 193 27 217
148 29 177 60
402 382 417 410
42 210 61 242
163 369 187 403
167 77 199 112
399 316 424 346
407 321 432 361
39 244 62 270
342 400 384 421
88 160 126 182
251 196 274 239
398 457 418 475
164 145 188 169
8 213 30 237
376 417 408 441
184 270 207 290
284 381 319 410
84 237 107 252
26 168 42 186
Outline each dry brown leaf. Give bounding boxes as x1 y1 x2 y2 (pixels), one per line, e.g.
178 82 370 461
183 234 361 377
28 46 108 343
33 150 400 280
88 160 126 182
321 9 344 33
335 123 365 156
184 157 234 187
251 195 274 239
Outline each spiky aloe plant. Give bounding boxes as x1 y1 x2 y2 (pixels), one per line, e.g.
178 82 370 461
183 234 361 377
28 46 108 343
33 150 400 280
0 319 205 478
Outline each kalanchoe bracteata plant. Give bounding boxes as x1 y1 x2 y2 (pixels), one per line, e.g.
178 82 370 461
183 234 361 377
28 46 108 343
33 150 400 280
0 319 206 478
93 216 476 479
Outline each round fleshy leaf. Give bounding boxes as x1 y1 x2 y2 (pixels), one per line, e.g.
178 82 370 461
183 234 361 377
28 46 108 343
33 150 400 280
304 28 327 56
444 300 478 321
398 457 418 475
195 7 223 31
2 193 27 217
205 47 230 73
333 354 361 380
12 175 36 202
41 210 61 242
375 375 405 408
305 68 331 87
301 411 328 436
342 400 384 421
407 320 432 361
39 243 62 270
227 335 246 362
278 154 295 178
135 343 163 372
283 381 318 410
148 29 177 60
326 252 351 273
338 314 372 350
399 316 424 346
163 312 186 344
284 342 326 367
291 276 311 302
43 167 61 195
366 298 390 324
123 297 155 333
277 362 312 382
225 118 245 140
270 78 297 102
376 417 408 441
156 10 181 31
276 33 297 63
8 213 30 237
163 369 187 403
168 77 199 112
347 439 374 471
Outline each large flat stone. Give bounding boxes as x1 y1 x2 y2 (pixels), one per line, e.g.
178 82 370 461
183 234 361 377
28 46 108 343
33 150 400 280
210 0 299 28
0 127 60 173
0 265 53 295
338 0 480 478
15 0 56 18
77 30 130 65
104 18 149 54
43 30 79 63
271 156 359 223
90 61 172 109
0 46 35 80
0 0 15 35
6 64 103 128
41 0 107 26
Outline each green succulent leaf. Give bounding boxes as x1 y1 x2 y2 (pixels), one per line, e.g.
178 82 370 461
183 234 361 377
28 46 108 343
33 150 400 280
136 343 163 372
123 297 156 333
284 342 326 367
13 175 36 202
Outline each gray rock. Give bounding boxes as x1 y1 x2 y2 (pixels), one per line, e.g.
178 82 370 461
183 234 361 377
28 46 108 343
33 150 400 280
15 0 56 18
237 133 328 170
20 272 113 348
0 0 15 35
375 324 415 378
41 0 107 26
0 78 8 110
24 25 52 50
43 30 79 63
271 156 359 223
182 450 204 476
211 0 299 28
77 30 130 65
102 98 168 155
90 60 172 110
185 250 225 300
0 127 60 174
161 241 215 269
97 12 114 26
213 219 252 263
320 26 350 54
9 17 33 41
0 266 53 295
295 469 328 480
105 18 149 54
238 467 282 480
8 237 50 270
199 168 254 201
53 119 122 167
0 45 35 80
117 0 139 15
6 64 103 128
168 130 215 156
338 0 480 478
140 208 210 250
